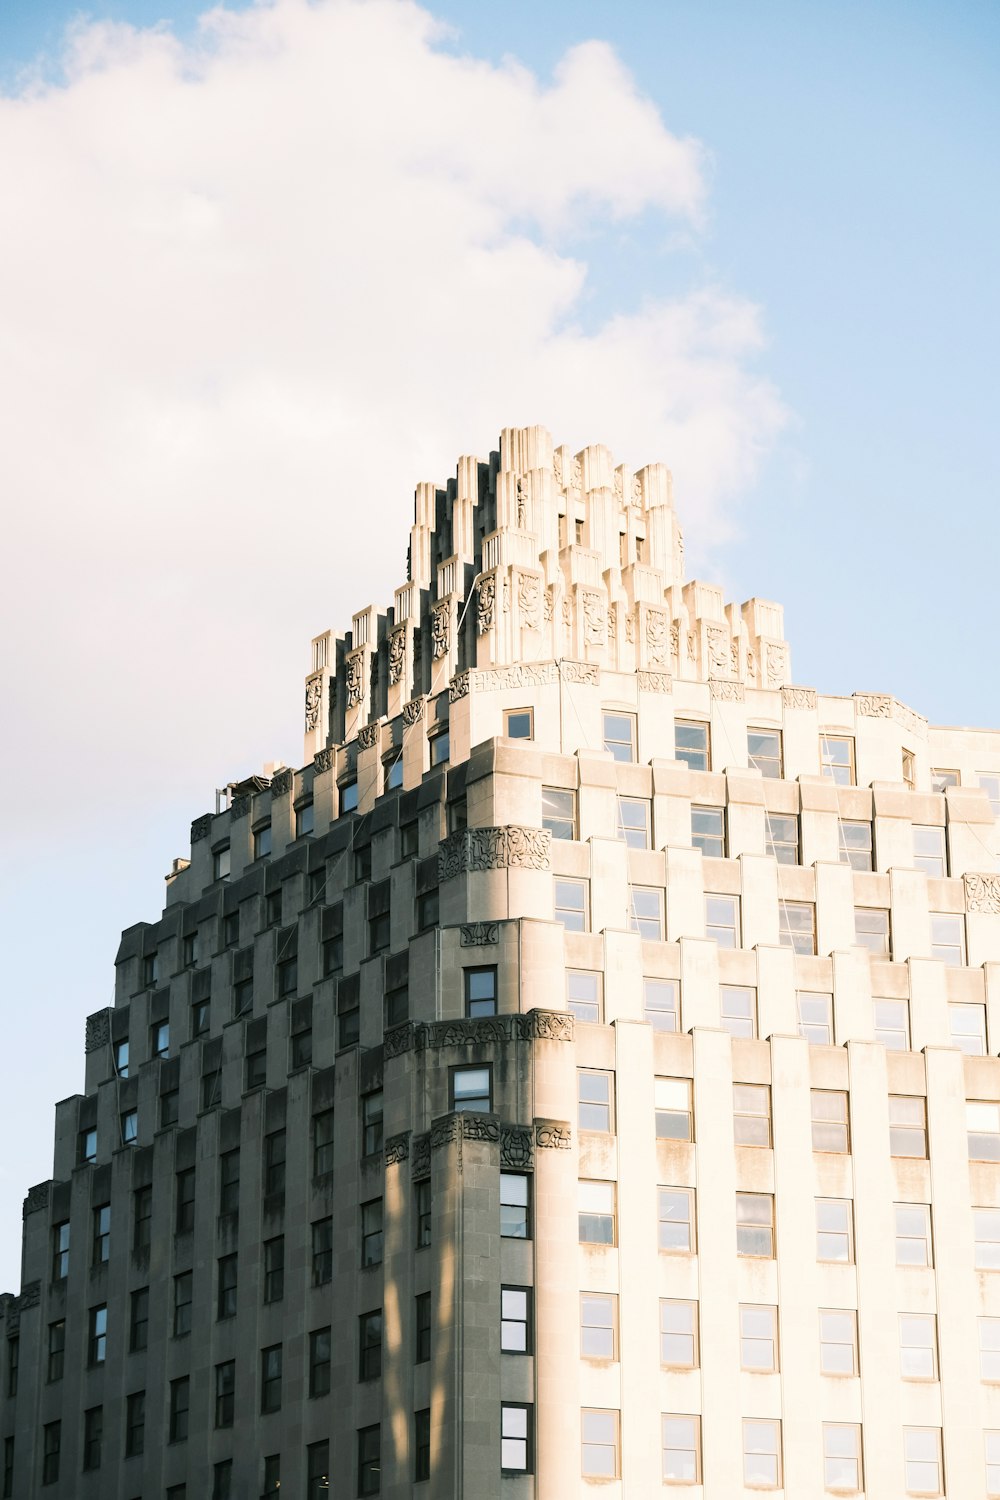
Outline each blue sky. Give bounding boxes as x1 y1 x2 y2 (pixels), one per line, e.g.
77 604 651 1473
0 0 996 1287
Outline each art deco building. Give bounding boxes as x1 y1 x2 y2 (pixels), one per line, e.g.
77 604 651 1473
4 424 1000 1500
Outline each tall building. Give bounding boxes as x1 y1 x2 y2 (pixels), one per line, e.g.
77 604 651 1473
4 423 1000 1500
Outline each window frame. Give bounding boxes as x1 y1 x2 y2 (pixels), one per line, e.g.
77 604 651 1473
504 707 533 740
674 719 710 771
706 894 740 948
602 710 637 763
748 727 782 779
740 1303 778 1373
660 1299 698 1369
819 1308 859 1377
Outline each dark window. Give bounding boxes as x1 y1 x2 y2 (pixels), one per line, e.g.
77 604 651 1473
220 1148 240 1215
356 845 373 882
150 1020 170 1059
120 1107 138 1145
223 911 239 947
362 1091 384 1156
500 1173 530 1239
160 1088 179 1127
358 1424 381 1496
142 952 159 987
176 1168 195 1234
265 1129 287 1196
88 1304 107 1365
312 1217 333 1285
359 1309 383 1381
369 910 389 953
132 1187 152 1254
42 1421 60 1485
215 1360 235 1428
313 1109 336 1176
3 1435 13 1499
430 729 449 767
92 1203 110 1265
400 820 419 859
169 1376 189 1441
415 1409 431 1482
339 976 361 1048
501 1286 532 1353
47 1320 65 1382
309 1326 332 1397
125 1390 144 1457
416 1179 432 1248
233 978 253 1016
296 801 315 837
212 1459 233 1500
323 903 344 975
114 1039 129 1077
386 981 408 1027
173 1270 192 1336
291 1027 313 1069
308 866 326 903
246 1047 267 1090
505 707 533 739
307 1441 330 1500
464 966 497 1018
266 889 282 927
51 1221 69 1280
417 888 439 930
254 823 272 860
362 1199 384 1267
260 1345 282 1413
192 998 210 1035
217 1254 238 1320
277 956 297 997
213 845 230 881
82 1405 102 1471
263 1237 284 1303
263 1456 281 1496
129 1287 148 1352
201 1069 221 1110
79 1127 97 1165
415 1292 431 1364
451 1065 492 1112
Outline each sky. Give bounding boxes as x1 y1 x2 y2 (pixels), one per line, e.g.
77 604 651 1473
0 0 997 1289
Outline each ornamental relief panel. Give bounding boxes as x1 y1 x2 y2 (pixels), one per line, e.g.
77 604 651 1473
270 768 294 798
357 722 380 751
305 671 324 729
582 590 606 645
764 642 789 687
460 921 501 946
313 747 334 774
431 603 450 660
855 692 892 719
191 813 213 843
781 685 817 710
85 1010 111 1053
402 697 425 727
709 678 745 701
517 573 542 629
966 874 1000 914
344 654 364 709
645 608 668 665
24 1182 50 1216
388 627 406 686
438 825 552 880
706 623 730 676
384 1132 410 1167
477 573 497 634
535 1118 573 1149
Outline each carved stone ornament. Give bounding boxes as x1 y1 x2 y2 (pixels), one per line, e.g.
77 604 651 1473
687 631 697 662
402 697 425 727
270 767 294 798
85 1009 111 1053
191 813 213 843
613 468 623 500
462 1113 501 1145
893 699 928 737
552 449 563 487
431 602 450 660
515 477 528 529
430 1115 458 1150
746 649 758 680
561 594 573 629
313 747 335 774
230 793 250 820
518 573 542 629
449 672 471 703
781 685 817 710
438 826 552 880
411 1133 431 1179
625 611 636 644
730 639 740 676
345 653 364 709
607 604 617 641
670 622 680 658
477 572 497 634
535 1118 572 1149
305 671 324 730
383 1022 414 1059
528 1010 575 1041
855 692 893 719
18 1282 40 1311
460 921 500 946
965 874 1000 915
631 474 643 506
709 677 745 702
706 623 730 676
358 722 380 751
23 1182 50 1217
571 456 583 490
500 1126 533 1169
466 663 558 694
384 1132 410 1167
388 626 406 687
765 642 789 687
558 660 599 685
637 671 671 694
582 590 606 645
544 586 555 624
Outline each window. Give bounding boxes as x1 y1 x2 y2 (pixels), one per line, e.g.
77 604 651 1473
902 749 916 789
233 978 252 1017
767 813 799 865
970 1102 1000 1160
855 907 890 955
932 769 959 792
660 1300 697 1368
415 1180 432 1248
414 1291 431 1363
451 1066 492 1113
839 819 873 871
543 786 577 840
361 1199 384 1266
706 894 739 947
416 886 439 931
92 1202 110 1263
464 967 497 1018
980 774 1000 816
2 1437 11 1499
734 1084 771 1146
121 1108 138 1144
160 1087 179 1127
663 1415 700 1485
821 735 855 785
307 1441 330 1500
554 878 588 931
430 729 450 767
362 1090 384 1155
341 779 359 813
976 1209 1000 1269
277 956 297 997
748 729 782 778
900 1314 937 1379
129 1287 149 1351
339 975 361 1047
114 1039 129 1077
368 909 388 955
358 1424 381 1496
223 910 239 947
169 1376 190 1441
644 977 678 1031
202 1066 221 1109
215 1360 235 1427
88 1304 107 1364
981 1318 1000 1381
260 1344 282 1413
904 1428 942 1495
51 1220 69 1280
42 1422 60 1485
989 1433 1000 1497
895 1203 932 1266
47 1320 65 1382
656 1078 693 1141
501 1286 531 1353
217 1254 237 1319
780 901 815 954
658 1187 695 1252
817 1199 853 1262
812 1091 849 1153
265 1128 287 1194
210 839 232 881
501 1405 532 1474
309 1326 332 1397
3 1339 14 1401
313 1217 333 1284
578 1180 616 1244
603 711 636 762
737 1193 775 1257
691 805 725 858
888 1095 927 1157
385 965 408 1029
79 1126 97 1164
950 1002 986 1055
291 1025 313 1069
675 719 709 771
295 801 314 837
720 984 756 1038
359 1309 382 1381
125 1390 144 1456
414 1410 431 1483
912 825 946 877
568 970 602 1023
500 1173 530 1238
173 1270 192 1336
743 1419 781 1488
579 1071 614 1133
932 913 966 967
629 886 663 939
219 1148 239 1215
246 1045 267 1089
823 1424 862 1492
142 951 160 987
150 1018 170 1060
740 1304 778 1372
175 1167 195 1234
819 1309 858 1376
213 1460 232 1500
617 796 651 849
798 991 833 1044
254 822 272 859
384 754 403 790
263 1236 284 1303
323 902 344 974
874 998 909 1050
504 707 533 739
581 1293 617 1359
582 1410 620 1479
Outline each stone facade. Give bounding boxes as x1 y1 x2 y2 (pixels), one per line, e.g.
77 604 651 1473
3 426 1000 1498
